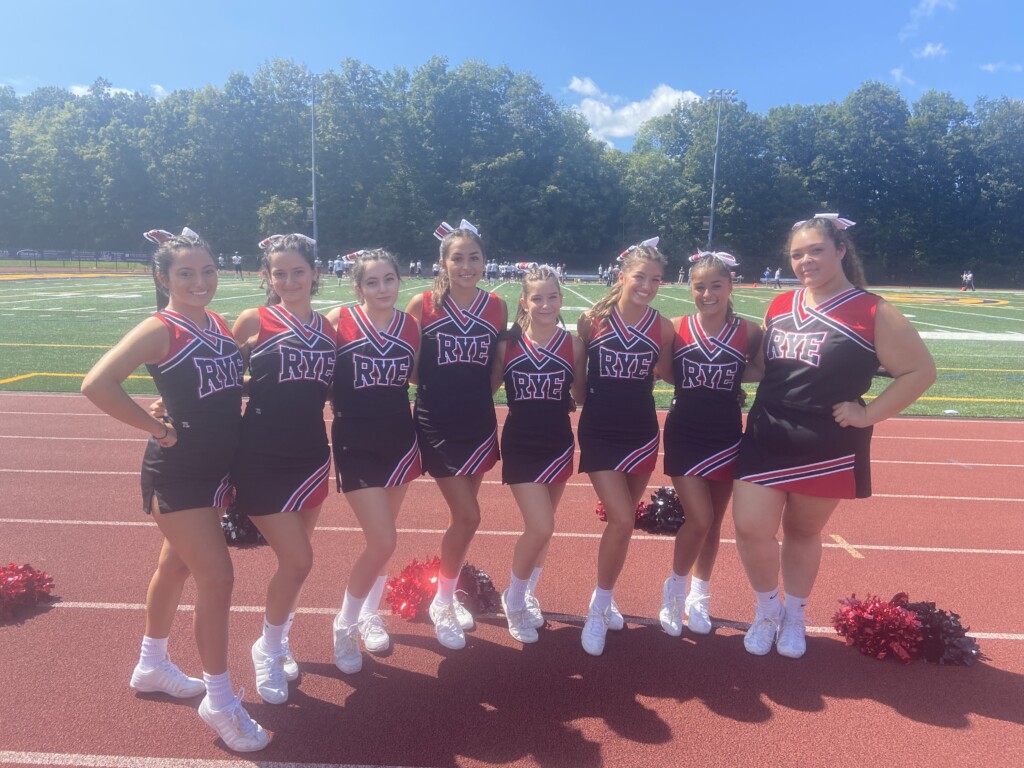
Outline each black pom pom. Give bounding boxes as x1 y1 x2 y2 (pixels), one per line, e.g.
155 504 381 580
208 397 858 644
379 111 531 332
904 600 984 666
456 563 502 615
221 502 266 547
635 487 685 535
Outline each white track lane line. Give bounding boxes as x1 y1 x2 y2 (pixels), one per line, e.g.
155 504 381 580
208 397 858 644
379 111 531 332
0 753 429 768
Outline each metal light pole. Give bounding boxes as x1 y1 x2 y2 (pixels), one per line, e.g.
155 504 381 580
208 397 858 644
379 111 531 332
310 78 319 260
706 88 738 250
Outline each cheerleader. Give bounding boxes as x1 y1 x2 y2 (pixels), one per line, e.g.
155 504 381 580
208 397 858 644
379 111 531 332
231 234 333 703
326 249 421 673
491 266 587 643
405 221 507 650
81 229 266 752
733 214 935 658
577 241 674 656
657 252 763 636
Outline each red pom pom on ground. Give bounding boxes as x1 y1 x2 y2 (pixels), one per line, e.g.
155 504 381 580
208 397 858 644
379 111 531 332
1 563 55 622
385 556 440 620
832 593 923 663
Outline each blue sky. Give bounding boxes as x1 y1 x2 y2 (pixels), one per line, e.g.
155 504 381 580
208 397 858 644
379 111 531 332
3 0 1021 147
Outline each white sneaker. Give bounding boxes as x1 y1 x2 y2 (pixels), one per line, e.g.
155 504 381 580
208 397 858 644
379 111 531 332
130 655 205 698
776 615 807 659
658 579 685 637
453 598 475 630
502 589 539 644
429 601 466 650
524 593 545 629
198 690 269 752
332 614 363 673
591 591 625 630
281 637 299 681
251 639 289 704
744 609 781 656
358 613 391 653
685 594 713 635
581 606 611 656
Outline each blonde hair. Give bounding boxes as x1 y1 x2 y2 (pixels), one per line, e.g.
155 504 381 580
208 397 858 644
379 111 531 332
588 245 667 323
512 266 563 337
432 228 484 310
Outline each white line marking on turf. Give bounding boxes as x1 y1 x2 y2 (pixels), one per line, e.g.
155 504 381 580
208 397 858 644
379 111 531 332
4 518 1024 555
0 752 429 768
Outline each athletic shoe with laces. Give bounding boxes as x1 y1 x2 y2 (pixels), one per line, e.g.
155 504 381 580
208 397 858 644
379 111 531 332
251 639 289 704
358 613 391 653
581 605 611 656
130 655 205 698
744 609 782 656
332 614 363 673
590 591 625 630
198 690 269 752
280 638 299 681
776 615 807 659
685 594 713 635
453 598 475 630
658 579 685 637
501 589 539 644
429 601 466 650
524 593 545 629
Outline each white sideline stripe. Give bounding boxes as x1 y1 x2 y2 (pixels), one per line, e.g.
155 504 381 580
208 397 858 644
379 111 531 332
39 605 1023 642
0 752 427 768
4 437 1022 468
4 518 1024 555
3 469 1022 502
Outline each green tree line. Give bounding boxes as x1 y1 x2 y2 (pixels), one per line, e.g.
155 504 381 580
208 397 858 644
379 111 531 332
1 57 1021 285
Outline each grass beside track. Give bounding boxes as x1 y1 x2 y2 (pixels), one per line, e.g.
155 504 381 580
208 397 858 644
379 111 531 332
1 274 1022 418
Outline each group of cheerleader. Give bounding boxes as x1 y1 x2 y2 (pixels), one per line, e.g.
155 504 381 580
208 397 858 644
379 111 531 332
82 214 935 751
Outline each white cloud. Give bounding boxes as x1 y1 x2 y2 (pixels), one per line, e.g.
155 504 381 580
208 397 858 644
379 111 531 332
900 0 955 40
913 42 948 58
70 83 135 97
891 67 916 85
981 62 1023 74
568 79 699 144
151 84 168 99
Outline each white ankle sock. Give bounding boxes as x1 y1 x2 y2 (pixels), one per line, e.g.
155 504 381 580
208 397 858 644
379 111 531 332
360 575 387 619
138 635 168 671
754 587 783 620
283 612 296 643
590 587 613 612
339 589 367 627
203 671 234 710
783 592 808 623
688 576 711 600
434 572 459 606
527 567 543 597
506 573 529 612
260 617 286 656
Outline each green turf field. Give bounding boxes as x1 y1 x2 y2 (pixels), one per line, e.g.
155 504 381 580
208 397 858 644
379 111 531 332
1 271 1021 418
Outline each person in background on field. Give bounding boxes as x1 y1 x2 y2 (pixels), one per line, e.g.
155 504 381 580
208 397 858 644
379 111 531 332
492 266 586 643
231 233 333 705
657 251 763 637
406 220 507 650
733 213 935 659
576 238 673 656
233 252 243 280
328 249 422 672
772 267 782 289
82 228 266 752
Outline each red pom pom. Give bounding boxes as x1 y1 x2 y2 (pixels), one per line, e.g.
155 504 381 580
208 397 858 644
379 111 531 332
595 501 607 522
385 557 441 621
1 563 55 622
832 593 923 663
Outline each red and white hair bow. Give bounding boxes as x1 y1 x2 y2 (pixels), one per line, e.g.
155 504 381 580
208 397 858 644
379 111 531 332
433 219 479 241
617 236 660 262
143 227 200 245
792 213 856 230
689 250 737 267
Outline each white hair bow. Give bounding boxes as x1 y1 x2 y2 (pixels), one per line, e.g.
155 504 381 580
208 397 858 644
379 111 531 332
433 219 480 241
792 213 856 230
689 250 738 267
143 227 201 245
618 236 660 261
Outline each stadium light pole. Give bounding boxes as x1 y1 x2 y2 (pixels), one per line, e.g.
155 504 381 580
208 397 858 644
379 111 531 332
706 88 738 250
310 76 319 260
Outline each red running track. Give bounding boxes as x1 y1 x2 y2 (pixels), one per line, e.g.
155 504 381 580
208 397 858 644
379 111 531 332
1 392 1022 768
